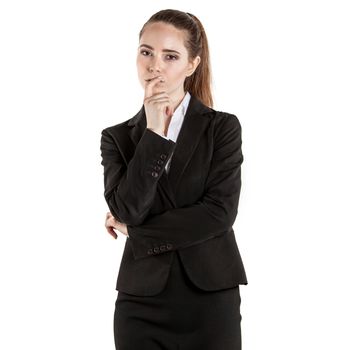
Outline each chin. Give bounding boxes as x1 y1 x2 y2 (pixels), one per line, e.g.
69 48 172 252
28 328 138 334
153 84 167 92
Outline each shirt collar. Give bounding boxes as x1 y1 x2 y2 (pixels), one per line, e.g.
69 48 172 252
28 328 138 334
172 91 191 119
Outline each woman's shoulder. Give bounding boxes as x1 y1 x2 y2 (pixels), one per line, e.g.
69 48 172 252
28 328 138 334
101 105 145 136
101 119 128 135
101 112 140 138
209 107 242 134
205 108 242 147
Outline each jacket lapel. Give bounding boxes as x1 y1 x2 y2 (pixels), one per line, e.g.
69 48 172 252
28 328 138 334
127 94 213 199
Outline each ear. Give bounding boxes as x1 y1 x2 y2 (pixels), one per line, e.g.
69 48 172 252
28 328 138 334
186 56 201 77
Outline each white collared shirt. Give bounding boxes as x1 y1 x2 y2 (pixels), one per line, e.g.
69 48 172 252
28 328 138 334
160 91 191 173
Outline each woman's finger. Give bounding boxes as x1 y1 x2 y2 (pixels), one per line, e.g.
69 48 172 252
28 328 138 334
144 76 164 99
104 214 129 238
106 226 118 239
147 97 171 105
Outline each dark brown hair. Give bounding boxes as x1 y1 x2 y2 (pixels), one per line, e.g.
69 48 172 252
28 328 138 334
139 9 213 108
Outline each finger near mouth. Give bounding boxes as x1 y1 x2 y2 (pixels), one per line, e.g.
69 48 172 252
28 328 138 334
145 76 164 82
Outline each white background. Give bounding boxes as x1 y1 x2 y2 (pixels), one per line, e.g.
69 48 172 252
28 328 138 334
1 1 349 349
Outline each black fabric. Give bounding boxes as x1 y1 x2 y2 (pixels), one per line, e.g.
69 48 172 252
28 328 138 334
114 251 242 350
100 95 248 296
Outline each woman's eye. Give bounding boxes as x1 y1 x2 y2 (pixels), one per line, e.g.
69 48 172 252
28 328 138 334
166 55 178 60
140 51 178 61
140 50 150 56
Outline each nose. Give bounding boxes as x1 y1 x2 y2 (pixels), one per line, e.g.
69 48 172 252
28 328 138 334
148 66 161 73
148 55 162 73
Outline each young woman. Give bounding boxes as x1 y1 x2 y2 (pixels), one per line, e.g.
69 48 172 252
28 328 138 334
100 9 248 350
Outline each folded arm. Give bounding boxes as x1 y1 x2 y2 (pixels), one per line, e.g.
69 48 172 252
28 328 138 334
100 127 176 226
126 113 244 259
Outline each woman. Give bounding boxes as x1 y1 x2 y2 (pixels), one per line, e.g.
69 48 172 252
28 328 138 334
100 9 248 350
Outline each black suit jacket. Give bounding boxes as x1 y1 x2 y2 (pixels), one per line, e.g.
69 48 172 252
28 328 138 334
100 94 248 296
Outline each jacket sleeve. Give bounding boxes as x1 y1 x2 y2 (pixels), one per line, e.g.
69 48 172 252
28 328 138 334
100 127 177 226
126 113 244 260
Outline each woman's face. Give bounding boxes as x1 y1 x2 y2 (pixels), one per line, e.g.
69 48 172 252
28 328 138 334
136 21 200 98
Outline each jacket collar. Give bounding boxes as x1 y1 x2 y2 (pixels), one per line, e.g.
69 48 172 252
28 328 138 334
128 94 214 194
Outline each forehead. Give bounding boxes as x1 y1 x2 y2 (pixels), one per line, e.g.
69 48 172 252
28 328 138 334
140 22 187 52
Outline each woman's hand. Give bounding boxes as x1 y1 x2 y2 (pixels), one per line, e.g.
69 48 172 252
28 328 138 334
144 76 174 135
105 212 129 239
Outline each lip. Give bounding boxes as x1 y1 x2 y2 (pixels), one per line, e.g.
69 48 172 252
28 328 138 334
145 76 163 82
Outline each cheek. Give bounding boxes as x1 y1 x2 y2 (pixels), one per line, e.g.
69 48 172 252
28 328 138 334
167 65 187 81
136 55 149 70
136 56 143 70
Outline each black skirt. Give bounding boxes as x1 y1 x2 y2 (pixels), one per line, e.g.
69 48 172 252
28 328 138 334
114 250 242 350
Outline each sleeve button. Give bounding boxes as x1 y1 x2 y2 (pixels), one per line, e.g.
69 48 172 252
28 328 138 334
160 154 167 159
151 171 159 177
147 248 153 255
166 243 173 250
153 247 160 254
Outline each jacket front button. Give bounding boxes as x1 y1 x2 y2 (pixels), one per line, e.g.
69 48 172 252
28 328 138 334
153 246 160 254
147 248 153 255
151 171 159 178
160 154 167 160
166 243 173 250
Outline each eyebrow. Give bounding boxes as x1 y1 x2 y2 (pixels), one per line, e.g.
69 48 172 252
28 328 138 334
139 44 181 55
